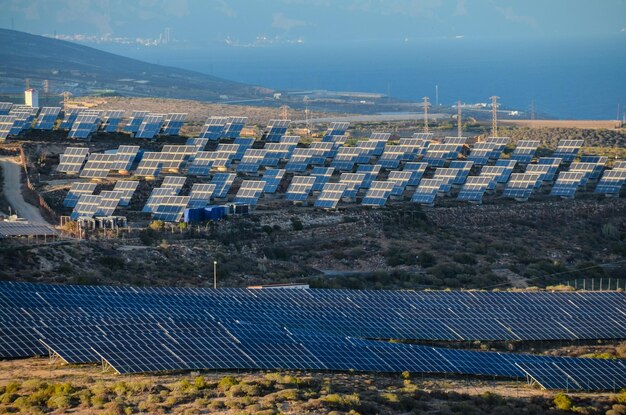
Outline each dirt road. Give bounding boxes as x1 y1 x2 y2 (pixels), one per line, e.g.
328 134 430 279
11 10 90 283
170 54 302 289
0 156 47 224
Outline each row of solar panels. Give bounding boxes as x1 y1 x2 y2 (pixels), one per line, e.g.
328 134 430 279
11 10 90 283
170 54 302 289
1 282 624 390
61 155 626 221
0 104 189 140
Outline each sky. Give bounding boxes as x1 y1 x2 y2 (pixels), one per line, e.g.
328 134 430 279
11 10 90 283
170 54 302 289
1 0 625 44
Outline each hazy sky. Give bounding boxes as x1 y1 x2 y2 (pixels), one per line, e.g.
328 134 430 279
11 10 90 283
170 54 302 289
2 0 625 44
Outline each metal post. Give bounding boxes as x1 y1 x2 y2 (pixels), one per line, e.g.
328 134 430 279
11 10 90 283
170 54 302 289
592 279 595 291
213 261 217 289
600 278 603 291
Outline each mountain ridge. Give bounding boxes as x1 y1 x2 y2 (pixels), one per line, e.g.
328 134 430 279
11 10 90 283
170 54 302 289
0 29 272 102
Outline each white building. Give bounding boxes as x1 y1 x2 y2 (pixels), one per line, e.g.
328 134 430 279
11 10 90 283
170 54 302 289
25 89 39 107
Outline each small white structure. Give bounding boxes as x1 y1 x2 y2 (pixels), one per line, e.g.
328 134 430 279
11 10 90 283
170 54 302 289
25 89 39 107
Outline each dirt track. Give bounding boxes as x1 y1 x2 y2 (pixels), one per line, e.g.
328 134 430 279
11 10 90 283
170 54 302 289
0 156 47 224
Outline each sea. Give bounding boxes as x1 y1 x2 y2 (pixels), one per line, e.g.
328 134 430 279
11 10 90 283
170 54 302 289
100 36 626 120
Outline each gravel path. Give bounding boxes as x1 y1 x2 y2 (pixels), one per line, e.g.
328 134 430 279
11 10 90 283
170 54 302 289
0 156 47 224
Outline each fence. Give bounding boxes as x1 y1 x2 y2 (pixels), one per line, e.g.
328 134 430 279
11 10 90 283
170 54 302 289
563 278 625 291
18 146 57 222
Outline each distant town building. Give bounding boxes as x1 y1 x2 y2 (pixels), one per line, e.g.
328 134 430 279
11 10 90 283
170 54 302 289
25 89 39 107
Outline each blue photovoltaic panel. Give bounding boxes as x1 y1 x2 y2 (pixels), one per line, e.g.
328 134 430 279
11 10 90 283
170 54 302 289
285 176 316 202
113 181 139 206
161 176 186 193
199 116 228 140
323 122 349 141
308 142 334 165
387 170 413 196
0 102 12 115
339 173 366 199
63 182 97 208
479 166 507 190
314 183 347 209
188 184 216 209
223 116 247 138
233 180 265 205
421 143 463 167
100 110 125 133
210 173 236 198
186 137 209 151
361 181 396 206
135 114 164 139
261 169 285 194
569 161 605 182
152 196 190 222
331 147 361 171
467 142 498 165
57 147 90 174
411 179 445 205
484 137 509 160
7 111 32 135
0 115 16 140
233 137 255 160
59 108 81 130
403 162 428 186
237 149 267 173
553 139 584 163
595 169 626 195
311 167 335 191
457 176 493 203
143 187 177 213
285 149 315 173
95 191 123 217
494 159 517 183
510 140 540 164
449 161 474 185
503 173 541 201
356 164 381 189
68 113 100 139
264 119 290 142
433 168 464 192
123 111 149 134
161 113 186 136
33 107 61 130
70 194 102 219
550 171 586 198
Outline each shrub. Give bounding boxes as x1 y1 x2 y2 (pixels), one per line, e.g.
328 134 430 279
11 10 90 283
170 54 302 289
218 376 239 393
47 394 72 410
553 393 573 411
291 217 304 231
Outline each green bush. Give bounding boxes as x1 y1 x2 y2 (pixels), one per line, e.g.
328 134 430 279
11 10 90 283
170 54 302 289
218 376 239 393
553 393 573 411
291 217 304 231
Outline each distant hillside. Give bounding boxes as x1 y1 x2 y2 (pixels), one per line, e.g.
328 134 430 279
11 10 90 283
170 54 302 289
0 29 272 102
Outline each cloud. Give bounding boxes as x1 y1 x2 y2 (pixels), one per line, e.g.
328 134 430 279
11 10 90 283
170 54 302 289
272 12 306 30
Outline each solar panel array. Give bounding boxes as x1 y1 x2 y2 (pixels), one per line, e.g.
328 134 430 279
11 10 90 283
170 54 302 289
68 113 100 139
57 147 90 174
160 113 187 136
101 110 125 133
0 115 16 141
233 180 266 205
63 182 97 208
1 282 623 390
135 114 164 139
33 107 61 130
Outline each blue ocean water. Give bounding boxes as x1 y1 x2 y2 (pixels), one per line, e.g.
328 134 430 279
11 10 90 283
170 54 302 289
106 37 626 120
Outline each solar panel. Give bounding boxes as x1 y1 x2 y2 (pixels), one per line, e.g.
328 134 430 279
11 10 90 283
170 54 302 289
510 140 540 164
160 113 186 136
308 141 335 165
311 167 335 191
569 161 605 182
0 102 12 115
68 113 100 139
379 144 416 168
161 176 186 193
449 160 474 185
263 143 296 167
135 114 164 139
57 147 90 174
314 183 347 209
457 176 494 203
339 173 367 200
550 171 586 198
223 116 247 138
467 142 500 165
517 359 626 391
403 162 428 186
210 173 236 198
135 145 196 175
285 176 316 202
133 153 162 177
232 137 255 160
441 136 467 145
33 107 61 130
143 187 177 213
331 147 362 171
95 191 123 217
59 108 81 130
0 115 16 141
261 169 285 193
433 168 464 192
553 139 584 163
264 119 290 142
80 152 119 178
479 166 508 190
411 178 445 205
237 149 267 173
323 122 349 141
7 110 32 135
187 151 214 176
188 184 216 208
503 173 542 201
361 181 397 206
71 194 102 219
580 155 608 164
285 148 315 172
413 132 434 140
0 222 57 237
386 170 413 196
152 196 191 221
356 164 381 188
112 145 140 171
186 137 209 151
595 169 626 196
421 143 463 167
112 180 139 206
494 159 517 183
612 161 626 170
123 111 149 134
233 180 265 205
63 182 97 208
100 110 125 132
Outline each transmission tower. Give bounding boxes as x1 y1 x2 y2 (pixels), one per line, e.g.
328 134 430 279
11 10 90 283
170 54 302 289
423 96 430 134
457 100 462 138
62 91 72 111
490 96 499 137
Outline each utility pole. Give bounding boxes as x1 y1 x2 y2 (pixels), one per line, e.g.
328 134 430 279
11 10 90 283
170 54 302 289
213 261 217 289
423 96 430 134
435 85 439 106
490 96 499 137
280 105 289 121
457 100 462 138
